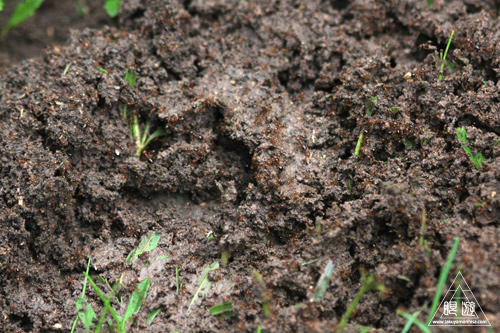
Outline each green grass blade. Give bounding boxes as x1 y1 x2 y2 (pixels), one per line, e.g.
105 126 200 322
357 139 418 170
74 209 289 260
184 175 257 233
355 131 364 155
104 0 121 18
122 278 150 329
143 232 161 252
143 127 166 148
176 267 182 295
80 304 97 333
337 274 382 333
127 232 161 263
124 66 137 88
426 237 460 325
313 260 335 301
146 308 161 325
72 257 93 333
129 115 140 139
3 0 43 35
439 30 455 80
400 307 423 333
141 120 151 147
473 152 486 170
187 262 219 316
456 127 468 144
398 310 431 333
354 324 372 333
209 301 233 316
0 1 4 11
83 272 122 327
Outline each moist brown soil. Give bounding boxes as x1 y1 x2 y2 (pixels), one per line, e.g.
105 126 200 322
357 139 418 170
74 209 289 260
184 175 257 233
1 0 500 332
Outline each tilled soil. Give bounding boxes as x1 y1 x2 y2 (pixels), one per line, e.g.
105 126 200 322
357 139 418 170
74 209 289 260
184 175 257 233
1 0 500 332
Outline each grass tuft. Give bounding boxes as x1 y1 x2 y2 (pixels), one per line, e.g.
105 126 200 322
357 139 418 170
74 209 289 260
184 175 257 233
129 115 165 157
456 127 486 170
72 234 162 332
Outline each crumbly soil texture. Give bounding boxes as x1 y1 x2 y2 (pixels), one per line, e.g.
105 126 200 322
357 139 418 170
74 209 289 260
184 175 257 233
1 0 500 332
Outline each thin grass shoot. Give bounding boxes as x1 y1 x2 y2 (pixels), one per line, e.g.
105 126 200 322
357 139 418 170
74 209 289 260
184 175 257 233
336 274 384 332
187 261 219 316
355 131 364 155
146 308 161 325
209 301 233 318
439 30 455 80
426 237 460 325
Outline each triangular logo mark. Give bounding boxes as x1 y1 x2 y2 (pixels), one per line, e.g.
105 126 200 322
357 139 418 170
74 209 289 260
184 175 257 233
429 272 491 326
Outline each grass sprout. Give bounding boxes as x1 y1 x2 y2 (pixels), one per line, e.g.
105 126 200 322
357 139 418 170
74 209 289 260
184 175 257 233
72 234 163 332
426 237 460 324
120 278 150 330
456 127 486 170
398 237 460 331
71 257 96 333
130 115 165 157
209 301 233 318
176 266 182 295
439 30 455 80
97 67 108 74
187 261 219 316
104 0 121 18
2 0 43 35
365 96 378 115
125 67 137 88
253 270 272 317
398 308 431 333
336 273 385 332
126 232 161 263
313 260 335 301
302 258 320 266
146 308 161 325
355 131 364 156
221 250 229 265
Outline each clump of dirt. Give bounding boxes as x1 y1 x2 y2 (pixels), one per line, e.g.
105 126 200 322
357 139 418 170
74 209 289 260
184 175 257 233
1 0 500 332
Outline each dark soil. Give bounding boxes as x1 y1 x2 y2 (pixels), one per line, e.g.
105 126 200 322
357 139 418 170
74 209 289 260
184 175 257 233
1 0 500 332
